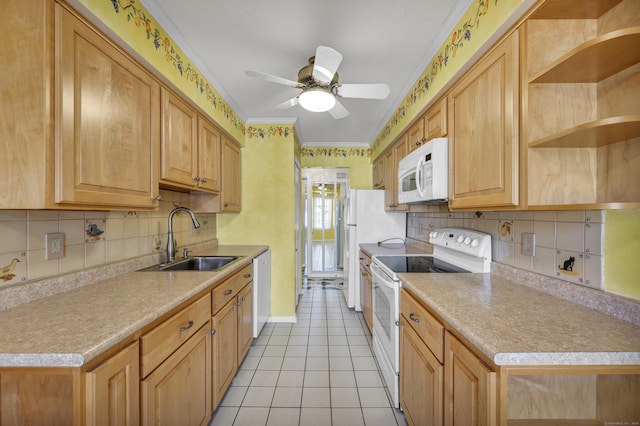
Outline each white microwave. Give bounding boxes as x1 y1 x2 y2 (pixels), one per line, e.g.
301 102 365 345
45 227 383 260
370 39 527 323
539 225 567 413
397 137 448 204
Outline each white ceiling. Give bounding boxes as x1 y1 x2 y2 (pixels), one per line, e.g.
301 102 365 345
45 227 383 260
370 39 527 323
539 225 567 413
141 0 472 146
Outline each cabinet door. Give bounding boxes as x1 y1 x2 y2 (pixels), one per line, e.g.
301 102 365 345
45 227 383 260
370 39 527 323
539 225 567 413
373 155 385 189
426 97 447 140
392 138 409 211
383 148 396 210
55 6 159 209
160 88 198 189
237 283 253 364
444 332 496 426
407 117 426 153
220 136 242 212
400 319 443 426
360 265 372 333
448 31 519 209
141 323 211 426
212 298 238 409
198 117 221 193
85 342 139 426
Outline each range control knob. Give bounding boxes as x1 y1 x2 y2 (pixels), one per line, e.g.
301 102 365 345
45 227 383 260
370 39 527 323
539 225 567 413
430 231 438 239
456 235 465 243
464 236 472 245
471 238 480 248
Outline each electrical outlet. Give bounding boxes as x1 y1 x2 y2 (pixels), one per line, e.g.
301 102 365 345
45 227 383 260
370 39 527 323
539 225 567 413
45 232 65 260
522 232 535 257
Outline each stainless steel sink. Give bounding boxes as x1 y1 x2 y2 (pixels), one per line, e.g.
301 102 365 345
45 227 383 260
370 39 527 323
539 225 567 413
138 256 241 272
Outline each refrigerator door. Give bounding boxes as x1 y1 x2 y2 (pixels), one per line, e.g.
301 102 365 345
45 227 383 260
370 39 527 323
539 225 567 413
345 190 406 309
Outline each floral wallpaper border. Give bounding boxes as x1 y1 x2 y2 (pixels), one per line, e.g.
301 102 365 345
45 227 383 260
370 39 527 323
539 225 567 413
109 0 244 135
300 147 371 158
245 125 294 140
372 0 498 153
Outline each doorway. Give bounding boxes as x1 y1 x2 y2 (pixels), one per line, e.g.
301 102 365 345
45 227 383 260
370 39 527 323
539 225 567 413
301 168 349 279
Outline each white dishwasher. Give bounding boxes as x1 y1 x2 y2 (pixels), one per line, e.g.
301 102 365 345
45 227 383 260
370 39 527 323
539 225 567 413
252 250 271 337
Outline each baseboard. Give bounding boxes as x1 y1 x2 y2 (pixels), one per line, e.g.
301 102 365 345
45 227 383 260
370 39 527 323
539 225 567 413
266 316 297 323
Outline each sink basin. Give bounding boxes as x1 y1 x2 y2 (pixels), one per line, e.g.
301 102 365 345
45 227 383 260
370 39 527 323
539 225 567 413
138 256 241 272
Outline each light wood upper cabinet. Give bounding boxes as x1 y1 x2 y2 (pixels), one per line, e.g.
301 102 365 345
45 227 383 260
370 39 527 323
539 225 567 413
55 4 160 209
425 97 448 141
524 0 640 208
448 31 520 210
382 135 409 211
219 136 242 212
373 155 385 189
407 116 426 153
198 118 222 193
160 88 199 189
85 342 139 426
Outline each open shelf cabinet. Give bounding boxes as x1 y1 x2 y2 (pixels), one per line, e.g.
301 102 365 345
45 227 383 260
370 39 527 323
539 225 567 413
523 0 640 208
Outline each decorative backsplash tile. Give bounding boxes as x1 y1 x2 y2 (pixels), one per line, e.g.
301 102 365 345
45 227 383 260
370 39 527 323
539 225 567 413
408 210 606 290
0 190 216 289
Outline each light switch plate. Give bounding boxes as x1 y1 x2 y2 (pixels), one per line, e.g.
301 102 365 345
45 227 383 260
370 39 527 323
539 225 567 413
45 232 65 260
522 232 535 257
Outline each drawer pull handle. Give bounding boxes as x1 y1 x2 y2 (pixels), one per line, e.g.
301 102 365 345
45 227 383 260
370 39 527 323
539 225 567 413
243 273 251 279
409 313 420 323
224 289 233 296
180 320 194 332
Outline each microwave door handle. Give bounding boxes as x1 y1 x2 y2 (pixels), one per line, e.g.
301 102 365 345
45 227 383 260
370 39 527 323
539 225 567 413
415 156 425 197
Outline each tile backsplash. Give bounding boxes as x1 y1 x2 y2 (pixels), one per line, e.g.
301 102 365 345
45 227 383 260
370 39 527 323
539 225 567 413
0 190 216 289
407 210 605 290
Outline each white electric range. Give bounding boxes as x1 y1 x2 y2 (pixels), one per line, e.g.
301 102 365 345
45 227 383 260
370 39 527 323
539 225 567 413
370 227 492 408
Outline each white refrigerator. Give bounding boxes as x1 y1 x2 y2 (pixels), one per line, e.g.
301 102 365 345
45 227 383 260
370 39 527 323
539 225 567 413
342 189 406 310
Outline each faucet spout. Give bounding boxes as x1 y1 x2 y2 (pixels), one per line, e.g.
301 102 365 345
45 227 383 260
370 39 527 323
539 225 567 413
166 207 200 263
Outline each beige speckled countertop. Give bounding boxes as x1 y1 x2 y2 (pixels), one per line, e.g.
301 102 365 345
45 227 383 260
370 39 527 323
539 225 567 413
0 245 268 368
399 272 640 367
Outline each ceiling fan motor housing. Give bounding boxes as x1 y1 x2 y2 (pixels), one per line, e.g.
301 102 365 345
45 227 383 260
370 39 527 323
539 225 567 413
298 56 339 87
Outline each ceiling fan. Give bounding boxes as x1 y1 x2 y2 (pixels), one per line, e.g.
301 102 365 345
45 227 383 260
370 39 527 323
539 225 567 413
245 46 390 119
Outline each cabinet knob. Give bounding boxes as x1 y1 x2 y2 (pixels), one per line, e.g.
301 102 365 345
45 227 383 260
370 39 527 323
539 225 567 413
211 329 216 335
243 273 251 279
421 137 427 142
202 177 208 183
195 176 201 182
237 301 241 307
415 141 421 146
155 195 163 201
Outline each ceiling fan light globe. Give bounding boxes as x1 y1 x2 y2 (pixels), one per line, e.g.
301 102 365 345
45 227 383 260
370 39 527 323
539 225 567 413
298 89 336 112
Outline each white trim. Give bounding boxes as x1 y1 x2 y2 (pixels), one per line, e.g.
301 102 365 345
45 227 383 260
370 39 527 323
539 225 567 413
266 316 297 324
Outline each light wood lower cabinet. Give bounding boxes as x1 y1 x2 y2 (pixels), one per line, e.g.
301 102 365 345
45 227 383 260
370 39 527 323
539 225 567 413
237 283 253 363
85 342 139 426
141 323 211 426
359 252 373 333
444 332 497 426
211 264 254 409
400 316 443 426
212 297 238 410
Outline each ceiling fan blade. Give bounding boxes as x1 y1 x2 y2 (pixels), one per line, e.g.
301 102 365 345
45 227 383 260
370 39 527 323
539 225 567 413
275 97 299 109
338 83 390 99
328 100 349 119
312 46 343 84
245 69 301 88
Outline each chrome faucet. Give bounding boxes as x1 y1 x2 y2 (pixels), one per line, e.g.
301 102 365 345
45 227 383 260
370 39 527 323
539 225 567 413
166 207 200 263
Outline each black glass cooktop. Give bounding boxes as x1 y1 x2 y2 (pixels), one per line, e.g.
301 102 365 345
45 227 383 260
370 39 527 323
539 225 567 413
375 255 470 273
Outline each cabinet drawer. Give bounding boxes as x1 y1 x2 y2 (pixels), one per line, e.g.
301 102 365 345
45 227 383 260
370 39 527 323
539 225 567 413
401 289 445 363
212 264 252 314
141 293 211 377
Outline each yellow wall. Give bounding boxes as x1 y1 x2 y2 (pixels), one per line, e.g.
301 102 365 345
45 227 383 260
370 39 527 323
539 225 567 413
604 210 640 300
217 127 297 318
301 147 373 189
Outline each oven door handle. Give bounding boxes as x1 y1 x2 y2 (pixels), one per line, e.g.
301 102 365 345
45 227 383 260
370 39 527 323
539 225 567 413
371 262 396 290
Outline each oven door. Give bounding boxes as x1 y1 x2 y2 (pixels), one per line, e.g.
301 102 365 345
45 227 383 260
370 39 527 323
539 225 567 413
370 260 400 407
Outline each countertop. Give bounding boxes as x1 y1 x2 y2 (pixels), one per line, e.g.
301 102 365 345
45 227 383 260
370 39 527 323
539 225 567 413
399 272 640 367
0 245 268 368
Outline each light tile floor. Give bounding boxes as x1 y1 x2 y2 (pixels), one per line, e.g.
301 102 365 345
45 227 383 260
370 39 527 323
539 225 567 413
209 282 408 426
